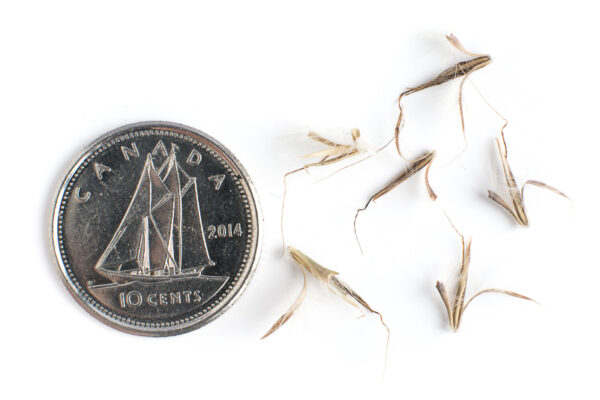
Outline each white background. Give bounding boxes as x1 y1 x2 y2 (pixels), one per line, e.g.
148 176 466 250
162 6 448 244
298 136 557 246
1 1 598 399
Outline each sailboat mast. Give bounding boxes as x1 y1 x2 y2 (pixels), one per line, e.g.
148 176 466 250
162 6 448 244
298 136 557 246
175 162 183 273
139 216 150 275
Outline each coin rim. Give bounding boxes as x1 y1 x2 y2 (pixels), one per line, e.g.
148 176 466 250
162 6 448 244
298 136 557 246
51 121 262 336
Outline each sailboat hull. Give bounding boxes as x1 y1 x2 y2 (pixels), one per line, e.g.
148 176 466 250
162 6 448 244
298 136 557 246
97 267 205 284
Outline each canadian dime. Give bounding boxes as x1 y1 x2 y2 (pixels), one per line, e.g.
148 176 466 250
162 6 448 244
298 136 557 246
52 122 261 335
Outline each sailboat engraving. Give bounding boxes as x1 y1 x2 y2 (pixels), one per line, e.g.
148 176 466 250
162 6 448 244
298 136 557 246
94 150 216 284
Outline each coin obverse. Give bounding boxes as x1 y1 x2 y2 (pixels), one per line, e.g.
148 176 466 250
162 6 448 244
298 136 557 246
52 122 261 336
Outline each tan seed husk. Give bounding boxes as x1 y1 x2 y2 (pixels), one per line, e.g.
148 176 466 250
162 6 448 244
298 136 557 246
436 218 537 332
353 151 437 254
488 130 571 226
262 247 390 368
395 34 491 160
280 130 364 254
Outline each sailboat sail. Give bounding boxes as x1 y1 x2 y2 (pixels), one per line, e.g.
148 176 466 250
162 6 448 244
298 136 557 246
95 151 214 283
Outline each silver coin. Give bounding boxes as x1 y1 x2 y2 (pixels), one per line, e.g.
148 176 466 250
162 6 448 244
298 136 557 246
52 122 261 336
